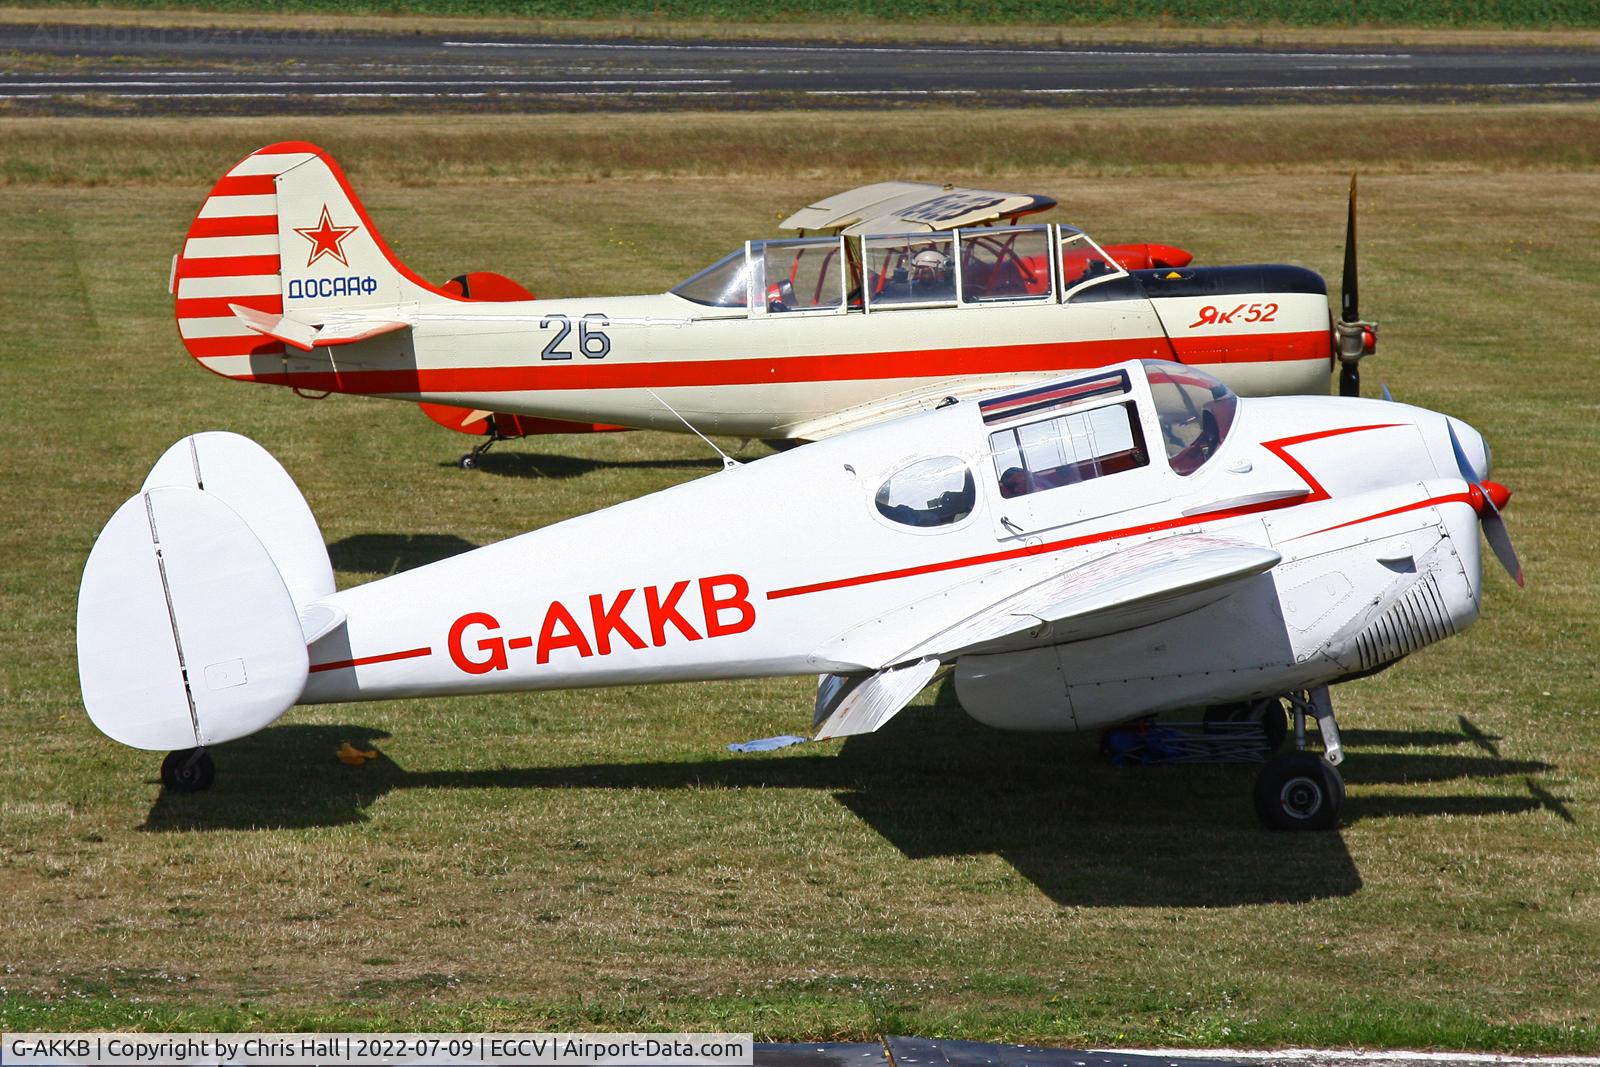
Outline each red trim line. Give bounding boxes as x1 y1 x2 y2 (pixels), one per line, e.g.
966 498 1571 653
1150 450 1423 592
176 294 284 319
175 255 280 278
1306 491 1473 537
309 646 432 673
187 214 279 239
766 423 1407 601
209 174 279 197
182 336 286 359
222 332 1329 395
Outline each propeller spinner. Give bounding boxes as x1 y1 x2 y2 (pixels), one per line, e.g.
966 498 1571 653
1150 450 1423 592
1335 173 1379 397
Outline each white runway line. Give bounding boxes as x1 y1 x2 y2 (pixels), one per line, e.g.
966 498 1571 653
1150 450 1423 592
443 40 1412 60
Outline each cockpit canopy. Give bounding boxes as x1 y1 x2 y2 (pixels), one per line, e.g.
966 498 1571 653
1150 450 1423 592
670 224 1130 311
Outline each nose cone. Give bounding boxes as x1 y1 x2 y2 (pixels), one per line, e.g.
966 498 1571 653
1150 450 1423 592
1446 416 1491 482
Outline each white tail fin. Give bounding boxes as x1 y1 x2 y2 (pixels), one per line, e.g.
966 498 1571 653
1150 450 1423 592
141 431 335 611
77 433 339 751
172 141 453 380
78 488 309 751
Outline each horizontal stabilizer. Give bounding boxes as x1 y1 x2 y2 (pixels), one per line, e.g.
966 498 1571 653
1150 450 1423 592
814 658 941 740
78 487 309 751
228 303 410 351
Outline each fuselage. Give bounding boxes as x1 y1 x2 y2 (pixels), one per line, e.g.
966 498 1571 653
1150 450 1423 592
300 359 1484 732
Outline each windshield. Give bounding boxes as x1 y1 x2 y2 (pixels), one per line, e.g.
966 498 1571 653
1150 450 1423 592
672 247 750 308
1143 360 1238 476
1059 228 1126 295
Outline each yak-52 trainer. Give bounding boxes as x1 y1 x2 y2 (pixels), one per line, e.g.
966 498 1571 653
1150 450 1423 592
171 143 1377 466
78 359 1516 830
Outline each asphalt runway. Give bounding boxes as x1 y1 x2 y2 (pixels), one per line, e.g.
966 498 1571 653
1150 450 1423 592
5 21 1600 112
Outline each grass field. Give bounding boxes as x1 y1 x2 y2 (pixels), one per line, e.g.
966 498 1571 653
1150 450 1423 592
1 107 1598 1049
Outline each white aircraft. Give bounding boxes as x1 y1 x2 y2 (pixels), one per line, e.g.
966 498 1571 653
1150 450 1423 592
171 143 1376 466
77 359 1516 830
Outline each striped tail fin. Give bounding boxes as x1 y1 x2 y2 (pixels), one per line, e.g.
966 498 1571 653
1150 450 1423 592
171 141 454 380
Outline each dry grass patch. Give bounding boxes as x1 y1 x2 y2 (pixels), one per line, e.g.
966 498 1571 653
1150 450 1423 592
7 5 1600 48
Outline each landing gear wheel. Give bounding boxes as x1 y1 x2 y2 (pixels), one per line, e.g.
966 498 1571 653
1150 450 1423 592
1254 751 1343 831
161 748 215 794
458 452 478 470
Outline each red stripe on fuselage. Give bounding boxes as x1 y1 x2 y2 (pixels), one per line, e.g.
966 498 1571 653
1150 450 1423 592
766 424 1406 600
309 646 432 673
221 330 1329 396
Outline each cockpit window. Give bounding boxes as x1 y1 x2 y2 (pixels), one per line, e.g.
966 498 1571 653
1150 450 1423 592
864 233 958 308
1059 228 1126 296
1144 360 1239 476
672 247 750 308
875 456 976 528
989 402 1148 498
755 237 845 313
959 225 1052 302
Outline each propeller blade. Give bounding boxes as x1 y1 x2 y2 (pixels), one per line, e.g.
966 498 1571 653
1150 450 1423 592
1339 361 1360 398
1446 420 1485 484
1480 498 1525 588
1380 382 1393 402
1342 172 1359 324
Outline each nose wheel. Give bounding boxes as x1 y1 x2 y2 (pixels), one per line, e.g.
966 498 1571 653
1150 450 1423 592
1253 687 1344 831
160 747 215 794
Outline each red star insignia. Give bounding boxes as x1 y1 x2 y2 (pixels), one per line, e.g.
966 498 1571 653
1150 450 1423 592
294 205 359 268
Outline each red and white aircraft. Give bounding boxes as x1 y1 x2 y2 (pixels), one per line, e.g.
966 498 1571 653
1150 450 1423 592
171 143 1376 466
78 360 1516 830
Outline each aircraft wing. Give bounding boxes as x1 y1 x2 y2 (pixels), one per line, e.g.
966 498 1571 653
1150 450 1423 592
781 181 1056 235
807 533 1278 740
782 379 1008 441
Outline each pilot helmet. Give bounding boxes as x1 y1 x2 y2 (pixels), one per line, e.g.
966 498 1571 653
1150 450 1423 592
911 249 950 278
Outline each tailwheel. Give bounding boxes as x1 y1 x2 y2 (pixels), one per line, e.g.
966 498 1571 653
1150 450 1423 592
161 748 215 794
1254 751 1343 831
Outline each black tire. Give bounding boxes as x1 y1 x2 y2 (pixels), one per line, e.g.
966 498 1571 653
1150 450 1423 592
458 453 478 470
161 748 215 794
1253 751 1343 831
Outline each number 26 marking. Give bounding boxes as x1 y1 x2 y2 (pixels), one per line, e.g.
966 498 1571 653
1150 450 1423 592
540 313 611 360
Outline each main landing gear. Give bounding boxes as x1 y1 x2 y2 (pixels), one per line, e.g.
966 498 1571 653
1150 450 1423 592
160 747 215 794
1253 687 1345 831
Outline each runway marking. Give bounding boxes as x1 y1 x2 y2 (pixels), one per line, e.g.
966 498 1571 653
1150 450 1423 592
3 81 1595 101
443 40 1412 60
1018 81 1600 93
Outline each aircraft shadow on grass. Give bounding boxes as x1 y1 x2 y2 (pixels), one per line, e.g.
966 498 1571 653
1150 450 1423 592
327 533 479 576
141 701 1569 907
439 452 723 480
